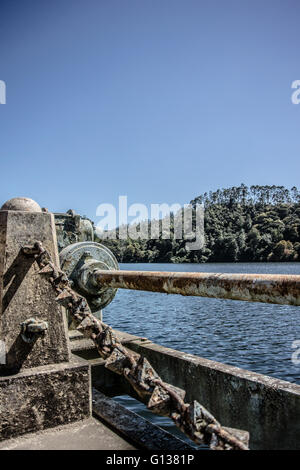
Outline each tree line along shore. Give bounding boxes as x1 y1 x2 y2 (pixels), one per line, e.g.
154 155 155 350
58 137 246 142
95 184 300 263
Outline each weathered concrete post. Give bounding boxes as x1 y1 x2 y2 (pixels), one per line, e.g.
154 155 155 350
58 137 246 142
0 198 91 441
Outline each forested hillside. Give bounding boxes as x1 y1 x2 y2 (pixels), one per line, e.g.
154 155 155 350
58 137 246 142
96 184 300 263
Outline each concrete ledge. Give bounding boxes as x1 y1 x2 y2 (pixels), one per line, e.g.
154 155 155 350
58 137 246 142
93 388 195 450
71 330 300 450
0 358 91 441
0 417 135 450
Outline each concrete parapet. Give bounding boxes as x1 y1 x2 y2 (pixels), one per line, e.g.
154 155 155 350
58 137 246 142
70 329 300 450
0 358 90 441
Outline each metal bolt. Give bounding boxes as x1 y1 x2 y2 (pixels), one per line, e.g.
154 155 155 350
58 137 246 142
20 318 48 344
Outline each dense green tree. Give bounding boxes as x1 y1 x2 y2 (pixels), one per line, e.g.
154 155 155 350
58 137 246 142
95 184 300 263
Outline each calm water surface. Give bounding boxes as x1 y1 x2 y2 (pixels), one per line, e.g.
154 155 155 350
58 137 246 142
103 262 300 445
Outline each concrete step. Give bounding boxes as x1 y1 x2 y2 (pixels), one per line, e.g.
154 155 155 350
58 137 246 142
0 417 136 450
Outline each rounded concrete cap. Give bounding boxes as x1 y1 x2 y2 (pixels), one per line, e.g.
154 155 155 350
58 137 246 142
0 197 42 212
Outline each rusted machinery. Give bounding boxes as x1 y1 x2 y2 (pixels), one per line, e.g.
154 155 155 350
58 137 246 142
23 240 249 450
59 241 300 309
1 198 300 450
0 198 250 450
55 212 300 450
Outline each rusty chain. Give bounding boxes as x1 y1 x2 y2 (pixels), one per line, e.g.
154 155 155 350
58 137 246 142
22 241 248 450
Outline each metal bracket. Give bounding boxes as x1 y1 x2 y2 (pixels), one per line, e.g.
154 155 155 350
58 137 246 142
20 318 48 344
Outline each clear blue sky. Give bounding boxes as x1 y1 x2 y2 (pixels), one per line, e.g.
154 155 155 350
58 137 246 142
0 0 299 221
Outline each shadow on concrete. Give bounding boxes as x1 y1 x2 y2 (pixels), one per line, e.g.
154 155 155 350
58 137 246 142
2 249 35 312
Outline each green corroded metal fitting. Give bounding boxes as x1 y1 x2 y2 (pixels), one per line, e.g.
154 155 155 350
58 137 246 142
54 210 94 252
59 241 119 313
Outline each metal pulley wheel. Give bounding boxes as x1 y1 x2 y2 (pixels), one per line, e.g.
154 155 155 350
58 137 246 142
59 241 119 314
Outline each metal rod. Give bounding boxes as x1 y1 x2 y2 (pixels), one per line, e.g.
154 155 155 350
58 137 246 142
94 270 300 306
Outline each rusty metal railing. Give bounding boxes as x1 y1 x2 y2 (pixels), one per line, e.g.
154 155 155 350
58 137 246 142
93 270 300 306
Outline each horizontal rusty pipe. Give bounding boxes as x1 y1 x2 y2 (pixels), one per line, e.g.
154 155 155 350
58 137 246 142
93 270 300 306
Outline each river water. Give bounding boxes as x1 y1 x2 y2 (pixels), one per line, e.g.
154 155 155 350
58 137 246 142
103 262 300 445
